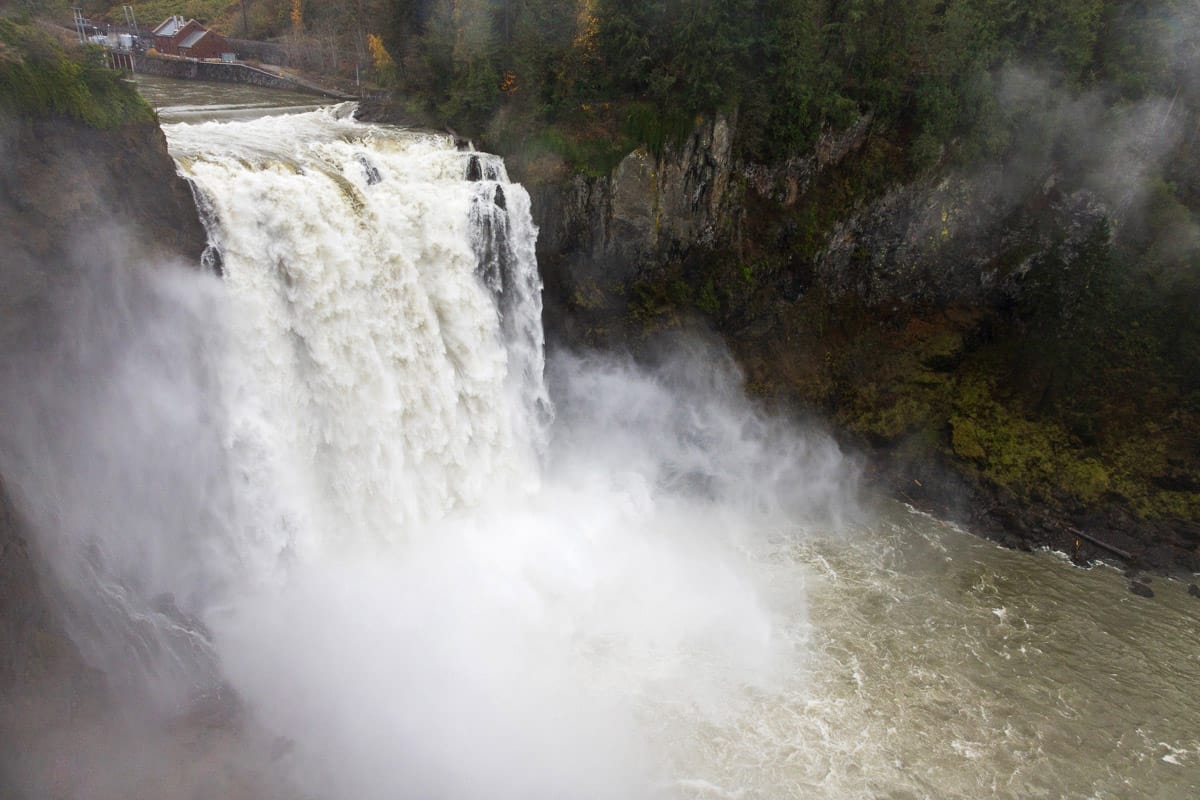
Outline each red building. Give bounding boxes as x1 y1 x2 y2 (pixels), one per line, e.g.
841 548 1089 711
151 16 229 59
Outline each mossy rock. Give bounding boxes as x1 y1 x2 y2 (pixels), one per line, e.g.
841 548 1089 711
843 391 932 441
1060 458 1112 504
950 415 988 461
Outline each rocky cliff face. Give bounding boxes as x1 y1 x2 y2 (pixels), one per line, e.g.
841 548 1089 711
515 112 1200 577
817 172 1112 309
532 112 890 345
0 107 207 782
536 114 736 286
0 114 206 280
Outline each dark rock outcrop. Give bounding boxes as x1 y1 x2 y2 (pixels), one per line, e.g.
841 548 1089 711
501 109 1199 576
0 114 207 280
536 114 736 297
817 174 1112 308
1129 581 1155 598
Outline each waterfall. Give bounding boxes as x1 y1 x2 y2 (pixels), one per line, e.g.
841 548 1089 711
2 104 859 800
1 107 561 722
159 108 828 800
6 93 1199 800
168 107 550 565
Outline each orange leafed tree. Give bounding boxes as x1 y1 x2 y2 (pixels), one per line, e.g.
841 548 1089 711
367 33 394 71
367 32 396 84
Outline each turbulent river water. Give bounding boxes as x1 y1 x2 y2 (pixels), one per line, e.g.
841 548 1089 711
22 77 1200 798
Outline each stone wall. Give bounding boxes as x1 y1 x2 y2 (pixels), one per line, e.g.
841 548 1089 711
136 54 340 97
225 37 289 67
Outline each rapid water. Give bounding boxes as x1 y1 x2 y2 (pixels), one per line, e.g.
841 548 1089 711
3 83 1198 798
132 73 324 122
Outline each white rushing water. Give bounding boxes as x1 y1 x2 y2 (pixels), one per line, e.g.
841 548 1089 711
4 93 1198 799
160 105 855 800
171 105 549 559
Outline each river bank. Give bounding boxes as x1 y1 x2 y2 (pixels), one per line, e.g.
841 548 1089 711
863 434 1200 586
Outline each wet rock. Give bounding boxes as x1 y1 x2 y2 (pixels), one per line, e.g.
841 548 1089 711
202 244 223 275
1129 581 1155 598
356 153 382 186
535 112 741 316
352 99 441 131
466 155 482 182
817 171 1112 310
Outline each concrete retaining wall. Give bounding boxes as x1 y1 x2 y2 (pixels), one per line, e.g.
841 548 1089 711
226 38 289 67
137 55 345 97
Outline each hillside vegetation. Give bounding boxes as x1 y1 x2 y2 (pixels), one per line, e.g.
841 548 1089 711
369 1 1198 168
0 16 154 126
43 2 1197 170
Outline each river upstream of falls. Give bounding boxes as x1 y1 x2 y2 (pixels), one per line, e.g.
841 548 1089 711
4 81 1200 799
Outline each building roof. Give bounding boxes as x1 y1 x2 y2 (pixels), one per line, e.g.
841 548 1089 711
178 29 209 49
152 16 186 37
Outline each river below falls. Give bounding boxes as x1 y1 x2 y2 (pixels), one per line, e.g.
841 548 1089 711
110 76 1200 799
706 505 1200 798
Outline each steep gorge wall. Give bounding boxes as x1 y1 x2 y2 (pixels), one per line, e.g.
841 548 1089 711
0 113 206 276
531 113 877 344
0 108 207 761
516 114 1200 576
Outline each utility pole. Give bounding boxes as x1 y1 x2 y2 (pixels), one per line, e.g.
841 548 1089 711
242 0 249 37
72 8 87 43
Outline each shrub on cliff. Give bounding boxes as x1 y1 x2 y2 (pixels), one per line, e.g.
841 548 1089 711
0 18 154 128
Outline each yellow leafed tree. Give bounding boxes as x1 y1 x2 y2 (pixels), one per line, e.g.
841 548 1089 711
367 33 396 83
367 34 394 70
